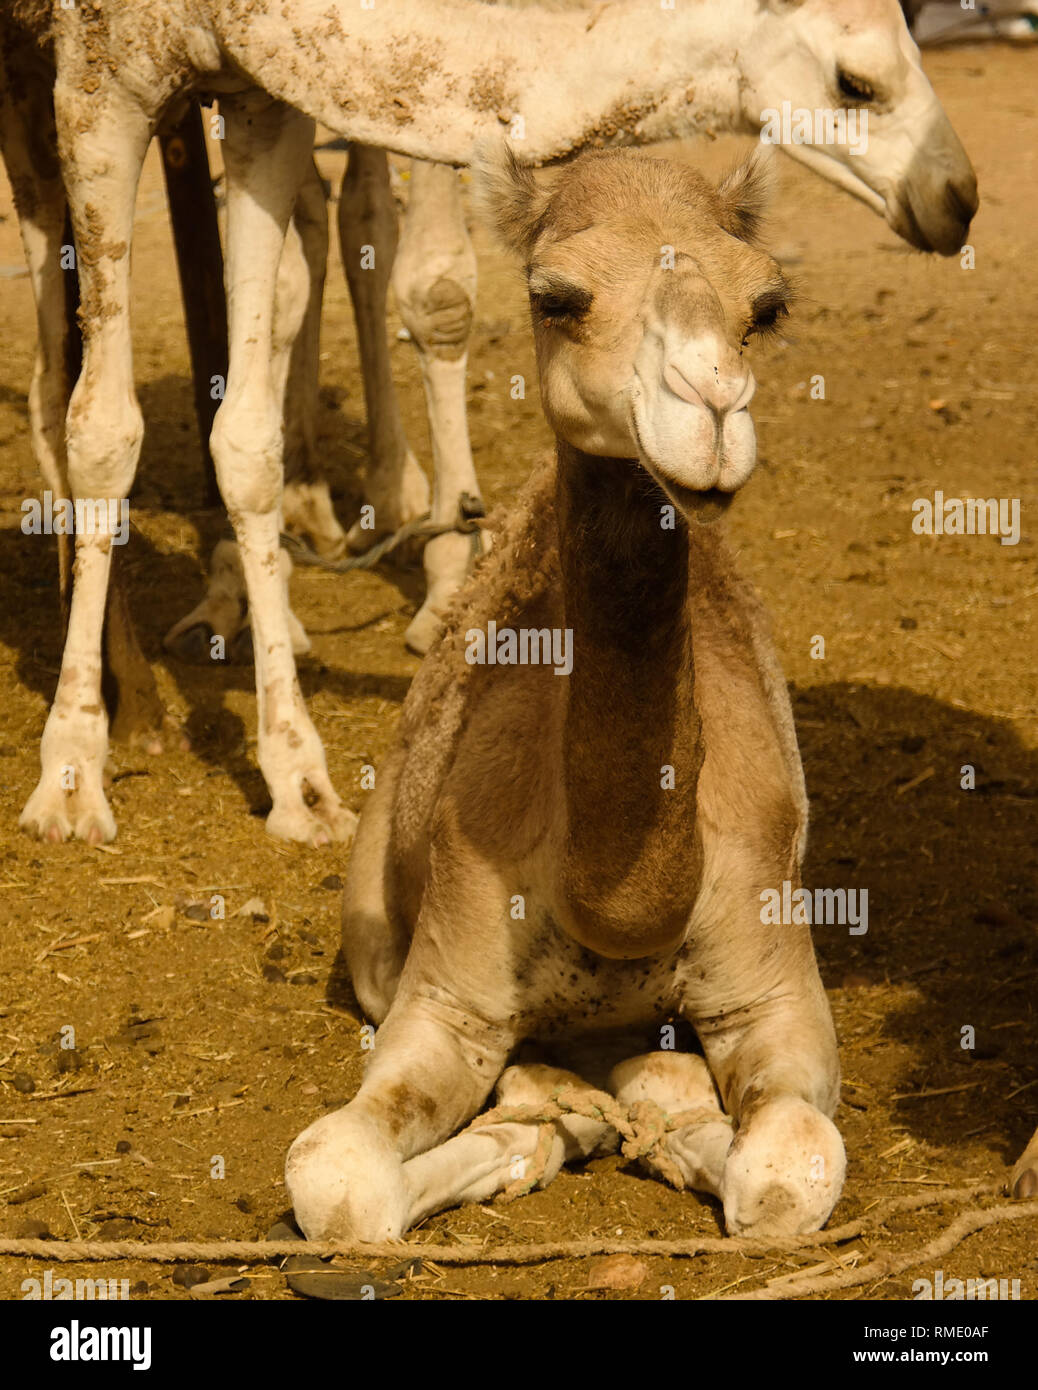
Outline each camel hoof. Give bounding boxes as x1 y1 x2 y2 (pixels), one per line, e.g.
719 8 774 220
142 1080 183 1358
282 480 348 562
266 798 357 848
21 779 117 846
122 712 190 757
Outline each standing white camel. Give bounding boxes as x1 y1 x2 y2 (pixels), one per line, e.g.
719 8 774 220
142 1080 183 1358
348 0 980 656
18 0 976 850
287 144 846 1241
171 0 978 661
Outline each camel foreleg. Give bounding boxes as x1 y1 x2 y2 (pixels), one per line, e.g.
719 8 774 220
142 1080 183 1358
20 77 153 843
286 992 514 1241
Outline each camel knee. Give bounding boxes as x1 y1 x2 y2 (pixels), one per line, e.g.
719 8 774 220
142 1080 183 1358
393 160 475 359
286 1106 409 1242
210 396 282 514
722 1095 845 1237
65 384 142 499
394 268 474 360
610 1051 720 1114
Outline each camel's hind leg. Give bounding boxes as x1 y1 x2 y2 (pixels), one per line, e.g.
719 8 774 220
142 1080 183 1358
211 91 352 845
282 158 348 562
339 746 412 1024
1011 1126 1038 1199
338 146 429 547
392 162 483 656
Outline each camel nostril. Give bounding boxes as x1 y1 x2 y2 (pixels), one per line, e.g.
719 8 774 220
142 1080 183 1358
662 362 706 409
945 177 978 227
663 362 754 417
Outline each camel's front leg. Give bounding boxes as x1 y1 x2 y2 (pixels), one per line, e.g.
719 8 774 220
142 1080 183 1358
19 82 152 844
286 992 514 1241
213 93 353 846
684 915 844 1237
393 163 483 655
338 147 429 549
668 886 844 1237
1012 1126 1038 1200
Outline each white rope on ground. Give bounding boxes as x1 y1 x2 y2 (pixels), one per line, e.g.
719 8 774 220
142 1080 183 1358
4 1184 1035 1285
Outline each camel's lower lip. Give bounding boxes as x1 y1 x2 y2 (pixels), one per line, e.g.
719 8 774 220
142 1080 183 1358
640 456 735 523
629 393 742 521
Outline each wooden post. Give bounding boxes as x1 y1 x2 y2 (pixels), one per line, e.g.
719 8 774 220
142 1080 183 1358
160 100 227 507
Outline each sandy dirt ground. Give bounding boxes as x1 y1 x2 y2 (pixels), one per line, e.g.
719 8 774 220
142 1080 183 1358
0 41 1036 1302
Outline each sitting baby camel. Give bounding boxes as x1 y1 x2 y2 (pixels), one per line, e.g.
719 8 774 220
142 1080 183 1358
287 145 845 1241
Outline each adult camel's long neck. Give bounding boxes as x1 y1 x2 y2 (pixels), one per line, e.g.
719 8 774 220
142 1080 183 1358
553 442 704 961
216 0 753 164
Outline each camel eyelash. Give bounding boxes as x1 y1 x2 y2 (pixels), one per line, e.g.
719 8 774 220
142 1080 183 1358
529 283 593 323
742 295 790 346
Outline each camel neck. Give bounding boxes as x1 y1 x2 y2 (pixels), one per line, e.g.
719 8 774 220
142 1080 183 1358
553 441 704 959
215 0 752 164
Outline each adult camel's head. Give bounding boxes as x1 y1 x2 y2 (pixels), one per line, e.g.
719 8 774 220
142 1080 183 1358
739 0 977 254
479 146 791 520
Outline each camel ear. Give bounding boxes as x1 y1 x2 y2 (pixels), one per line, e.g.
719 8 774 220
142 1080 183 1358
472 140 549 258
716 149 777 244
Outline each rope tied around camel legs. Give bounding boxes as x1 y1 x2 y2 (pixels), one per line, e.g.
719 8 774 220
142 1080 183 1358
462 1087 732 1200
278 491 488 573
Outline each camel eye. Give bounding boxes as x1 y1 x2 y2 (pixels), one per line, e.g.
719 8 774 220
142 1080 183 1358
530 283 593 323
837 69 875 104
743 292 789 346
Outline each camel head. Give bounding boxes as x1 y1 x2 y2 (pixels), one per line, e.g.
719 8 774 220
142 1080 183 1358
478 145 791 521
739 0 977 254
